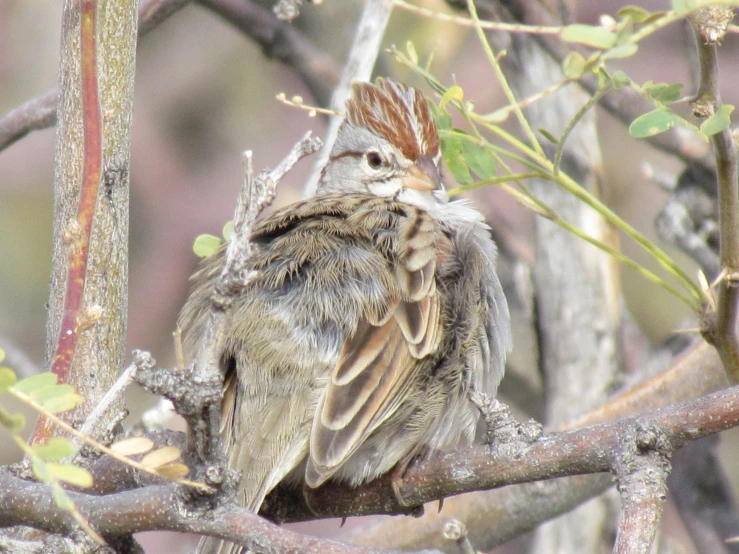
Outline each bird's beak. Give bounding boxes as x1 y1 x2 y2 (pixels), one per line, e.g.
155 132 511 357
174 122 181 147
402 155 442 192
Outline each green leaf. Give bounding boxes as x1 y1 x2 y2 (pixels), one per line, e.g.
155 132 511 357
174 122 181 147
13 372 57 395
46 463 93 488
440 85 463 108
428 102 452 131
29 383 75 404
701 104 734 136
42 393 82 414
561 24 617 49
460 140 496 180
192 234 223 258
617 5 653 23
648 83 684 105
2 410 25 433
0 367 17 394
629 108 681 138
602 44 638 60
563 51 587 79
611 71 631 89
222 221 234 241
33 437 74 462
539 128 559 144
440 134 472 186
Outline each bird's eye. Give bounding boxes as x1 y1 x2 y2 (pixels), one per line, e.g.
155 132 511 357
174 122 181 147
366 151 385 169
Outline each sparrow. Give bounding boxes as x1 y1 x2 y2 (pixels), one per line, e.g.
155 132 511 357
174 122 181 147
180 78 512 554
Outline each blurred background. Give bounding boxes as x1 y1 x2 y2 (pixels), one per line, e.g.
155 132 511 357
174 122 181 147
1 0 738 552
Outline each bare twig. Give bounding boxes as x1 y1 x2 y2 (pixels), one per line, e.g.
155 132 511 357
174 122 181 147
75 361 137 449
688 17 739 383
303 0 395 197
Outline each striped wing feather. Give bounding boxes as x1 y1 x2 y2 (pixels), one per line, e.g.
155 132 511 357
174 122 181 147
306 207 443 487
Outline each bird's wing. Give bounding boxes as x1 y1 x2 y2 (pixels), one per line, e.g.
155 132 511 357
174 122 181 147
306 202 445 487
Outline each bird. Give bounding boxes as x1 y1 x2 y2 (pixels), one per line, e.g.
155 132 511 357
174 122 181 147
179 78 512 554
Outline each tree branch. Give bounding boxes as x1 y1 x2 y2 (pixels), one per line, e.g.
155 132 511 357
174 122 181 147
0 472 439 554
688 10 739 384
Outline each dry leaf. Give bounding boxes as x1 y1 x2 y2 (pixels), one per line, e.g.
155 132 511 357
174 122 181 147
110 437 155 457
156 463 190 479
141 446 181 469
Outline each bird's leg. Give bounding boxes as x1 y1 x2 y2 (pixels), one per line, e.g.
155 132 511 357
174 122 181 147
389 447 427 516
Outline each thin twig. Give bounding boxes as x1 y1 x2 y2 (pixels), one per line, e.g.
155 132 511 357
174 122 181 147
688 19 739 383
74 362 137 450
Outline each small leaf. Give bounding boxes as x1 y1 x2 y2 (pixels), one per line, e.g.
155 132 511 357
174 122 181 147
460 141 496 180
0 368 17 394
610 71 631 89
42 393 82 414
141 446 181 469
30 383 75 404
428 102 452 131
440 134 472 186
406 41 419 65
192 234 223 258
617 5 653 23
561 24 617 49
440 85 463 108
222 221 234 242
539 128 559 144
33 437 74 462
701 104 734 136
157 463 190 479
648 83 684 104
602 44 638 60
563 51 586 79
13 372 57 395
629 108 681 138
4 411 25 433
110 437 155 457
46 463 93 488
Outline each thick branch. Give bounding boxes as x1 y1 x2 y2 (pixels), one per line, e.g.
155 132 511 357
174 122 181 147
258 383 739 523
0 472 438 554
5 383 739 551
